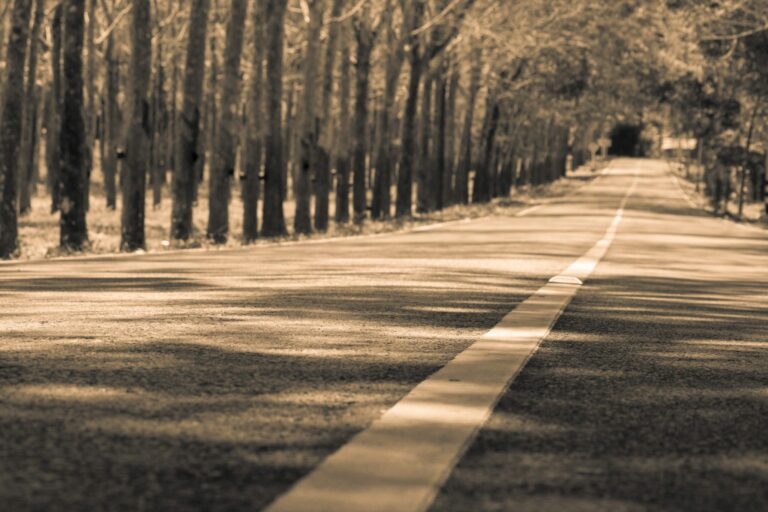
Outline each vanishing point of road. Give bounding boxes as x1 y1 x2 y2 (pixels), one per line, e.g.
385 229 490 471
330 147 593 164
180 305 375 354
1 159 767 512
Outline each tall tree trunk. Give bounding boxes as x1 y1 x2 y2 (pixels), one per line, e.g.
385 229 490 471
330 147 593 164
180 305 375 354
433 62 447 211
197 34 217 199
443 62 458 206
395 58 423 217
46 4 63 213
367 93 377 189
335 28 351 223
473 87 499 204
167 56 179 184
59 0 88 251
289 86 300 201
120 0 151 251
0 0 32 258
18 0 44 216
242 1 265 243
168 57 179 178
261 0 288 237
395 2 424 218
530 120 543 186
543 118 554 184
83 0 96 212
171 0 211 241
352 21 374 224
151 36 166 208
372 4 403 220
491 138 501 197
207 0 248 243
295 0 324 235
102 32 119 209
737 102 759 218
416 70 433 213
455 49 481 204
315 0 344 231
282 79 294 201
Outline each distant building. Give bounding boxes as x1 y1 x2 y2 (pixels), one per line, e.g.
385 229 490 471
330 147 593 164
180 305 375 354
661 137 697 159
661 137 697 151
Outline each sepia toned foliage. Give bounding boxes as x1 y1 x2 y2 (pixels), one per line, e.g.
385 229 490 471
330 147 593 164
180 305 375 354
0 0 766 258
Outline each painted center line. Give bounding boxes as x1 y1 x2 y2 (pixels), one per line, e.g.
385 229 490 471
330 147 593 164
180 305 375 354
670 173 698 209
265 171 639 512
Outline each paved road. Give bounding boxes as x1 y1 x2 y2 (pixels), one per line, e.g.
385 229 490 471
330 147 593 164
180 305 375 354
433 160 768 512
1 159 766 511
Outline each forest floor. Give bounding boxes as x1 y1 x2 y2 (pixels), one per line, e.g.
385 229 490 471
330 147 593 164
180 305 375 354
16 165 602 261
668 160 768 229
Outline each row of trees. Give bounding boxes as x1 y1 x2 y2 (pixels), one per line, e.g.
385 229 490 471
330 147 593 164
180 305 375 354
0 0 702 259
663 0 768 217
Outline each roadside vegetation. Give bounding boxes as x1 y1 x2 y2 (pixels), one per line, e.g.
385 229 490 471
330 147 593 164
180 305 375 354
0 0 766 261
662 1 768 222
16 161 600 260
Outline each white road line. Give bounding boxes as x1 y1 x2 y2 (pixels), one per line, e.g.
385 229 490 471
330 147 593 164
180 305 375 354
410 217 475 233
514 203 544 217
670 174 699 209
264 171 639 512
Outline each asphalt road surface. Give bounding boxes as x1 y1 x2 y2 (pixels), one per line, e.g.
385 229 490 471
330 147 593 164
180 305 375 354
1 159 766 511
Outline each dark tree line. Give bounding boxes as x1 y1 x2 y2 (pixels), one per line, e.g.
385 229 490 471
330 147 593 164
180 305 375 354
1 0 690 259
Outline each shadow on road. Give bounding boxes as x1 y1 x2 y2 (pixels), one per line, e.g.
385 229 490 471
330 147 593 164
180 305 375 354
433 169 768 512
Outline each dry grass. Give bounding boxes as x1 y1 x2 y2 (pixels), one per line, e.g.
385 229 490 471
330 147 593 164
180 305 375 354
669 161 768 228
16 165 600 261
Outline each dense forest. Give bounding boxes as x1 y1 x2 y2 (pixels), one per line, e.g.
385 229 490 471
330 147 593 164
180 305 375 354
0 0 766 259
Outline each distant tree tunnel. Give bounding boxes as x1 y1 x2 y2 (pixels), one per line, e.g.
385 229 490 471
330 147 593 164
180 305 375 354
609 124 645 157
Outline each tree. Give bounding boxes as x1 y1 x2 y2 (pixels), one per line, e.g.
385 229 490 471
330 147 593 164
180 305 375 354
417 66 434 212
171 0 211 242
120 0 152 251
46 4 64 214
101 0 120 210
443 62 459 205
351 5 378 224
207 0 248 244
82 0 97 212
295 0 324 235
59 0 89 251
242 0 266 243
261 0 288 237
395 1 425 218
18 0 44 216
1 0 721 258
0 0 32 259
433 58 448 210
395 0 472 216
473 82 499 204
315 0 345 231
371 0 404 220
335 24 352 223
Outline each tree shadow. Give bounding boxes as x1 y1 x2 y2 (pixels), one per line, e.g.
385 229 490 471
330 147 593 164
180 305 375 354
432 204 768 512
0 256 551 511
0 276 214 292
